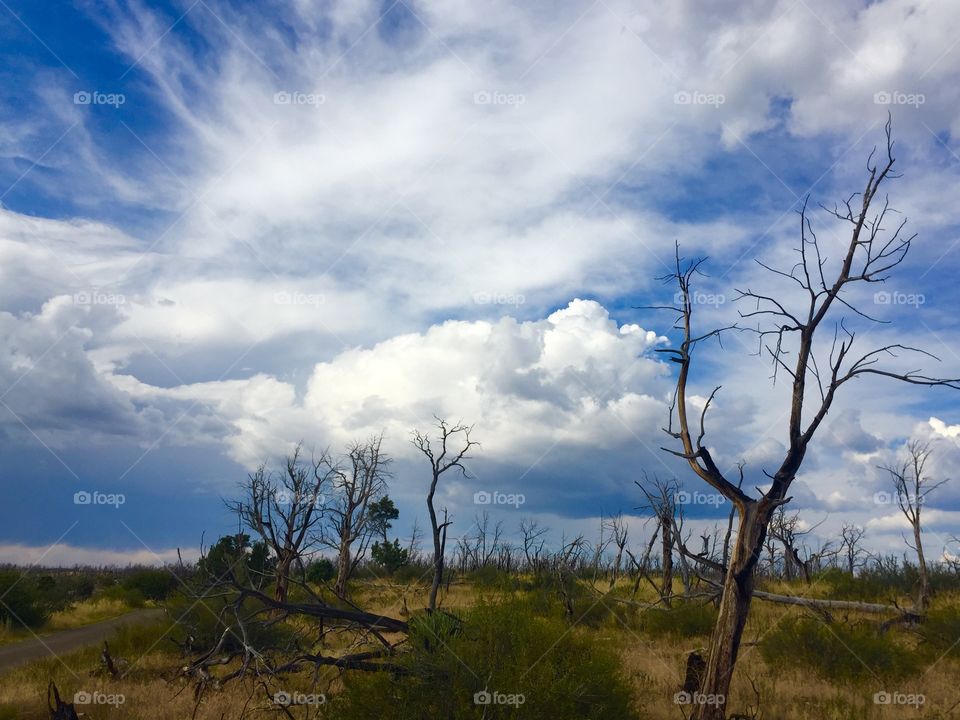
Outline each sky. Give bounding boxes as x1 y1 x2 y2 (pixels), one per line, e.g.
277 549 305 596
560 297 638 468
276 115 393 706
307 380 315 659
1 0 959 568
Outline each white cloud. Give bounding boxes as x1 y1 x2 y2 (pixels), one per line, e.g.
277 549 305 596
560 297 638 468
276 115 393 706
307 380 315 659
930 417 960 439
0 543 191 568
158 298 672 467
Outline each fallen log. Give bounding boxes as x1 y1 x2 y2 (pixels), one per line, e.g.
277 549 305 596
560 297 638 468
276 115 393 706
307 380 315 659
753 590 905 615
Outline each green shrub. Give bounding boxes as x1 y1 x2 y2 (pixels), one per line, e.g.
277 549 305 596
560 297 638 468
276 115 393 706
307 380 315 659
391 562 431 585
371 539 410 574
123 568 178 601
0 571 49 628
306 558 337 584
68 574 96 601
406 609 464 656
327 595 640 719
198 534 274 588
760 616 922 682
635 601 717 638
463 565 508 587
919 605 960 657
102 584 146 608
33 575 72 615
812 567 915 603
514 571 615 627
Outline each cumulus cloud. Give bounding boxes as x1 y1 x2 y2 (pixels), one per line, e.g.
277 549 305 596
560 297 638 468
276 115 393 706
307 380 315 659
128 298 671 468
0 296 144 445
930 417 960 439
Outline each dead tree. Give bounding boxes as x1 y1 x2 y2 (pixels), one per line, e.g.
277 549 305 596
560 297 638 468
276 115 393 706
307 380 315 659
606 514 629 589
626 523 661 597
412 417 479 611
325 435 392 598
768 507 823 584
474 512 503 569
636 477 679 606
407 518 423 560
589 516 615 583
520 518 549 572
175 570 412 707
553 534 587 620
100 641 119 677
648 120 960 719
840 523 867 575
881 440 946 612
229 443 333 603
47 683 79 720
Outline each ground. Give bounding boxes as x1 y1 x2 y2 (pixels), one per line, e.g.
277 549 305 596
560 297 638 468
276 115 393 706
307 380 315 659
0 576 955 719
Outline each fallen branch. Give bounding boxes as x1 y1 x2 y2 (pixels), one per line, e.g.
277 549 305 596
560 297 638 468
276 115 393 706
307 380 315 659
237 585 409 633
752 590 907 615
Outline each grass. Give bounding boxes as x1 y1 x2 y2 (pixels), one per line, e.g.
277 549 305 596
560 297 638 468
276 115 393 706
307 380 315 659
0 576 956 718
0 597 139 647
47 597 142 631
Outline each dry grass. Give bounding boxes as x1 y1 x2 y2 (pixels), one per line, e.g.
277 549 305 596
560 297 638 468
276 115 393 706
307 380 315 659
0 577 956 719
47 598 139 632
0 597 135 648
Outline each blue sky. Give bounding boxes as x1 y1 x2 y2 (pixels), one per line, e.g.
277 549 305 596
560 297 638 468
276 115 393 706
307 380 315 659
1 0 959 566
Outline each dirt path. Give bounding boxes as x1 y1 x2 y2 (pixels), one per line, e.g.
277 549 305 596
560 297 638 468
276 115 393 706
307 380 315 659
0 608 166 674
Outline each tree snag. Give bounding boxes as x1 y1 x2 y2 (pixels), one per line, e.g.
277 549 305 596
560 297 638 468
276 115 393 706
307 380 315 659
649 119 960 719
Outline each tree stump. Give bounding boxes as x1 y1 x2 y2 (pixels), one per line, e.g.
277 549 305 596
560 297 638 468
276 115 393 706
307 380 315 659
47 682 80 720
683 650 706 693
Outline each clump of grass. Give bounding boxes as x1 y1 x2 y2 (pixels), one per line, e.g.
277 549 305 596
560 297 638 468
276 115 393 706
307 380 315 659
634 601 718 639
919 604 960 657
47 597 133 631
760 616 922 682
101 584 147 608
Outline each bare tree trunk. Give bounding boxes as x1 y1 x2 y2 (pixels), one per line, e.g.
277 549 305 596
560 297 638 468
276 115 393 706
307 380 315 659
721 501 735 575
690 506 765 720
610 545 624 589
660 513 673 607
914 523 929 612
275 554 292 604
783 546 795 582
427 506 446 611
335 534 352 598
